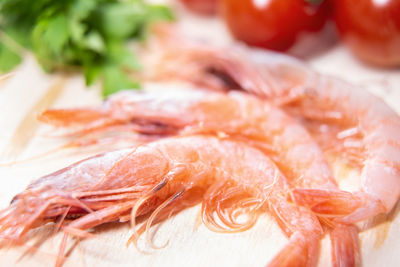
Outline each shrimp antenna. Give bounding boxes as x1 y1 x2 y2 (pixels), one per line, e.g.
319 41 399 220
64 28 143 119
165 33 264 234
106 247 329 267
145 188 185 250
53 207 71 236
14 238 60 262
126 179 174 249
0 143 70 167
55 233 68 267
55 226 95 267
0 135 143 167
0 135 106 167
127 194 153 248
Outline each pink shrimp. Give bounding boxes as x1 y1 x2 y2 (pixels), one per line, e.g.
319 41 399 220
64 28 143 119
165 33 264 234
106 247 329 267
141 23 309 105
0 135 323 267
39 88 360 266
39 89 338 192
280 76 400 225
147 34 400 225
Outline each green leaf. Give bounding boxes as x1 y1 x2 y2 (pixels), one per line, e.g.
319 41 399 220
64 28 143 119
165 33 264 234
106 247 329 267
43 14 69 54
120 51 141 71
69 0 97 20
83 62 102 86
31 14 70 70
97 2 146 39
69 19 87 43
147 5 175 22
0 41 22 72
105 39 141 70
83 31 105 53
0 0 175 95
2 25 31 48
68 0 98 43
102 64 140 97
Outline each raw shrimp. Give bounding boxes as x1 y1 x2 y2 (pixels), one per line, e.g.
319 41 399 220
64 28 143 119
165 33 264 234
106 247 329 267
39 89 337 192
40 88 360 266
281 76 400 225
148 37 400 225
0 136 324 267
142 24 308 105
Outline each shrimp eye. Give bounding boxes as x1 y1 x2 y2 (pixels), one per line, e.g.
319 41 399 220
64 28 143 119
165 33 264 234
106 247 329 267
206 67 242 91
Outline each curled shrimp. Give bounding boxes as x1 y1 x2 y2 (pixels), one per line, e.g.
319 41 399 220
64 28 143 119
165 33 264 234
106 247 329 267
0 136 324 267
146 31 400 225
280 75 400 225
39 88 360 266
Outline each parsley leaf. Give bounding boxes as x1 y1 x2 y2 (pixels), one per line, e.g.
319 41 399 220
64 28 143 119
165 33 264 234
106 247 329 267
103 63 140 97
0 42 22 72
0 0 174 97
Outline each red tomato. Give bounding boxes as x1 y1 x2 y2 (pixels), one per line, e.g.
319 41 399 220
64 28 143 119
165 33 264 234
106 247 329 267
220 0 329 51
334 0 400 67
304 1 332 32
180 0 218 15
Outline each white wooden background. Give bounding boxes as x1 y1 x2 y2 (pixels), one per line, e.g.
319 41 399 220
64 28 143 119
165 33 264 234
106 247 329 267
0 2 400 266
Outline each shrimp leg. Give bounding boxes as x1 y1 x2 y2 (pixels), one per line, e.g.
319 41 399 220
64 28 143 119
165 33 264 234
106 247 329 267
267 198 322 267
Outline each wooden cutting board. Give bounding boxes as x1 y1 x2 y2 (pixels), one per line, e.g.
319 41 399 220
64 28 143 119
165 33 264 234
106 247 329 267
1 4 400 267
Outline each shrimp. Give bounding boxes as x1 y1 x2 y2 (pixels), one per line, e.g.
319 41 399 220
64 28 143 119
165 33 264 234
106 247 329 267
39 88 360 266
39 89 337 192
0 135 324 267
147 34 400 225
280 76 400 225
141 23 309 105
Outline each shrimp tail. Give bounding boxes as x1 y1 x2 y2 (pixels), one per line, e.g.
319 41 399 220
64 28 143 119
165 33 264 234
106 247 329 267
292 189 361 216
38 108 109 128
330 224 361 267
292 188 387 224
37 108 114 134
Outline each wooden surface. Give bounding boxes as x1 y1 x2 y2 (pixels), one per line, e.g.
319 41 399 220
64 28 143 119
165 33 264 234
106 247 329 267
1 3 400 267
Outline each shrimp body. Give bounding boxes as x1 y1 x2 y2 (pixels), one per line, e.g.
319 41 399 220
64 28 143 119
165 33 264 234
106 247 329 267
0 136 323 267
149 37 400 224
283 76 400 223
40 89 337 191
40 88 360 266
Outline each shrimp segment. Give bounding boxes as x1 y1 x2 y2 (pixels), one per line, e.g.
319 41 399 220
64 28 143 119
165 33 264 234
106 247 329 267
0 136 323 267
39 88 360 266
147 36 400 224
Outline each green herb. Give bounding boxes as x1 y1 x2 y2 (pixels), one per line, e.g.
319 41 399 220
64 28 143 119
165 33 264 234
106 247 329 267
0 0 174 96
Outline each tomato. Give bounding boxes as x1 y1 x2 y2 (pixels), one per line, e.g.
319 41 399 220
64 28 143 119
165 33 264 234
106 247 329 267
180 0 218 15
304 1 331 32
220 0 329 51
334 0 400 67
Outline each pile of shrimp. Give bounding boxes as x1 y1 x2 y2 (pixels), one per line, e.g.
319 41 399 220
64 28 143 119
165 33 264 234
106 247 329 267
1 26 399 267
